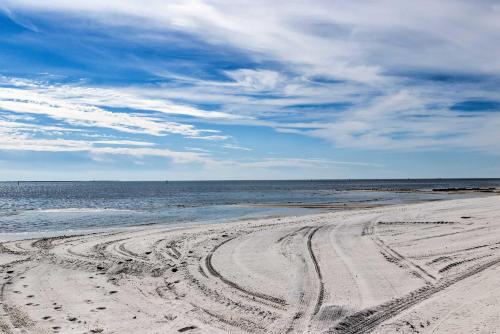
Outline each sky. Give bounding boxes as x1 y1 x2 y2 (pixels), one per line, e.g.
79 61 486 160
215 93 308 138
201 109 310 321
1 1 500 180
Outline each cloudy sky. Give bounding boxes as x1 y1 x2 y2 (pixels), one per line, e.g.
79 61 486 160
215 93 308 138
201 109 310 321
1 0 500 180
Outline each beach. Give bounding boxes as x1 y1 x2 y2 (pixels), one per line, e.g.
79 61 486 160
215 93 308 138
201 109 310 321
1 195 500 333
3 0 500 332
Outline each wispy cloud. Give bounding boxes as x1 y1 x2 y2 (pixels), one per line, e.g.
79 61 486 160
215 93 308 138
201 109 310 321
2 1 500 179
0 123 377 173
7 1 500 78
222 144 252 151
223 158 382 169
0 126 207 163
0 78 232 139
0 4 38 32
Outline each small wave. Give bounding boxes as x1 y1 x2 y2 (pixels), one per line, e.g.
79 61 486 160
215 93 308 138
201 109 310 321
36 208 134 213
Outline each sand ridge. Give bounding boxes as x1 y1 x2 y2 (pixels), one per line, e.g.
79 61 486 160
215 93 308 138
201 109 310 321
1 196 500 333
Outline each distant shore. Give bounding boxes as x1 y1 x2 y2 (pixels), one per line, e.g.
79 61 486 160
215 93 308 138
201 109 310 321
247 187 498 209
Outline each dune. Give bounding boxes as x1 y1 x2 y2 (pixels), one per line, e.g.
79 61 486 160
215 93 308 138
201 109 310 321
1 196 500 333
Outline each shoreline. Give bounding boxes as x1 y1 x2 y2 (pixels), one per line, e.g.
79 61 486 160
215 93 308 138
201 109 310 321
1 195 500 333
1 190 495 242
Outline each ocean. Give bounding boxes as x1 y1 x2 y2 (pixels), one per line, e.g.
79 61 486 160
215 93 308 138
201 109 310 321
1 179 499 234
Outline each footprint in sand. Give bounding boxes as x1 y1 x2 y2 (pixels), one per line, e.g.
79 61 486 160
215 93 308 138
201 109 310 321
42 316 51 320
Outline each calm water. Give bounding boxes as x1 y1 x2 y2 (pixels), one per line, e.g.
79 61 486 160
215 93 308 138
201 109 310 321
1 179 499 234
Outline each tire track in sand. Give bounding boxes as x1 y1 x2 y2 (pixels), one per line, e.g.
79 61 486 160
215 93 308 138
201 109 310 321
306 226 324 317
204 235 287 307
330 255 500 334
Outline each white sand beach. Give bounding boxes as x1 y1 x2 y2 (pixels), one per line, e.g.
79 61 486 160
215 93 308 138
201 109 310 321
1 196 500 333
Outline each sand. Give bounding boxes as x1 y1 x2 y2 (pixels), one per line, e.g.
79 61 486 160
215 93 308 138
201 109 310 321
1 196 500 333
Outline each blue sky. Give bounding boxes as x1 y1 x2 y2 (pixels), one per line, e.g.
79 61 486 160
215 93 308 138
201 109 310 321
1 1 500 180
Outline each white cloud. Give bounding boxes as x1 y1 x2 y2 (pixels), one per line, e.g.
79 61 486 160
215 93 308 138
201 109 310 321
0 118 81 134
89 146 206 163
224 69 283 92
0 4 38 32
7 1 500 80
184 147 211 153
0 124 380 171
40 84 240 120
205 157 382 170
222 144 252 151
0 81 231 139
3 1 500 155
0 128 207 163
92 140 156 146
187 135 229 141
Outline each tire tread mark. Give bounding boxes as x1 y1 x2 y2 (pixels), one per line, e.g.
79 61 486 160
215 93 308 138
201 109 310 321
307 226 324 316
205 236 287 306
331 255 500 334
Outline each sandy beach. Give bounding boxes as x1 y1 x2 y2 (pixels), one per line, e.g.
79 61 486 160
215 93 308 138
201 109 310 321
1 195 500 333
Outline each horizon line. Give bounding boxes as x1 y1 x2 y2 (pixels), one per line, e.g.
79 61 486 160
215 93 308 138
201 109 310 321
3 177 500 183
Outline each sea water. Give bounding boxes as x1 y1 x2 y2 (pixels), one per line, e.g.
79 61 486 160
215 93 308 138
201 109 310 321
0 179 499 234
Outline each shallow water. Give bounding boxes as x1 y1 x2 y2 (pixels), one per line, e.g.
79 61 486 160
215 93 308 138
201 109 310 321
0 179 499 233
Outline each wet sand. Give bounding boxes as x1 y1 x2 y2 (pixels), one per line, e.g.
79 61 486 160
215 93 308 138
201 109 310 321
1 196 500 333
